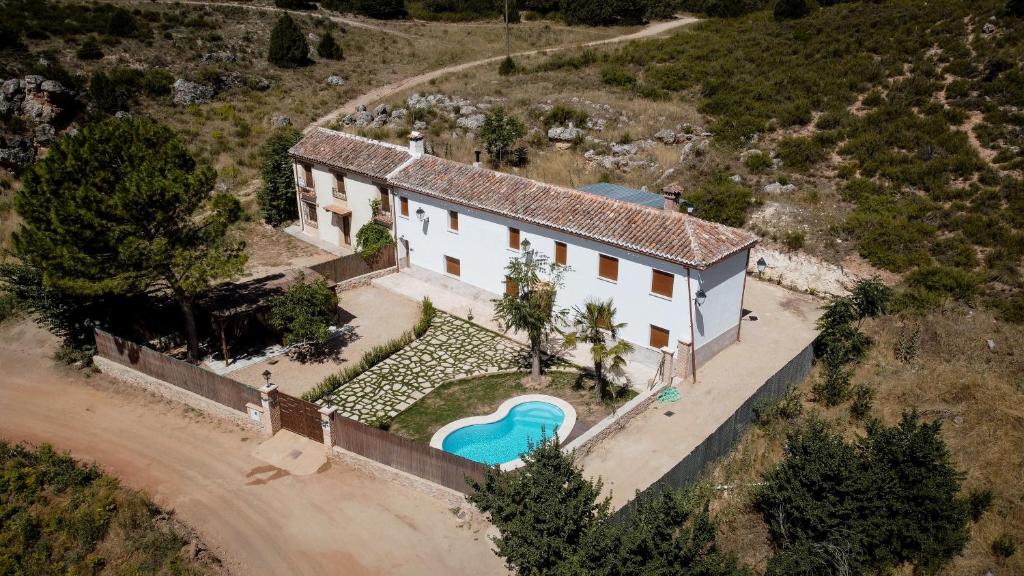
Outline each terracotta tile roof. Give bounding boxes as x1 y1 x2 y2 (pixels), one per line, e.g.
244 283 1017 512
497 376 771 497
389 155 757 269
289 128 411 180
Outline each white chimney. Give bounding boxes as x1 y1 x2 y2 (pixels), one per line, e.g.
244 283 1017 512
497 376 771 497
409 131 424 158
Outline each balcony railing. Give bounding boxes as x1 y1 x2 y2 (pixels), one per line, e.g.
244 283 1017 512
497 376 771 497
332 186 347 200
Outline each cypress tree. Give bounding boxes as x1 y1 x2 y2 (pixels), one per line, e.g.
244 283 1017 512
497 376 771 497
257 126 302 226
268 14 310 68
317 31 343 60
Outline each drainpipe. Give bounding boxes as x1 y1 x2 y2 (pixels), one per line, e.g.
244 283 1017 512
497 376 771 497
686 268 697 383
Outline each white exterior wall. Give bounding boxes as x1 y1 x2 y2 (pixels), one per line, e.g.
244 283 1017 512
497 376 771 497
296 163 384 249
690 249 748 349
393 188 719 360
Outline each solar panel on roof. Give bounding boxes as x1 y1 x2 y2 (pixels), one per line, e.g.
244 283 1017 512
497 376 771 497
578 183 664 209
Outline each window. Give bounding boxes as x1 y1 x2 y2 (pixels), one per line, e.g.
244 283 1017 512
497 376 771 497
555 241 567 265
598 254 619 281
332 173 346 199
378 186 390 212
302 201 318 228
650 325 670 349
299 164 313 188
508 227 520 250
449 210 459 232
400 197 409 217
505 275 519 296
651 269 674 298
445 256 461 277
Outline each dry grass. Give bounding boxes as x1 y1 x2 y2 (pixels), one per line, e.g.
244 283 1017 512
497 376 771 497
705 307 1024 575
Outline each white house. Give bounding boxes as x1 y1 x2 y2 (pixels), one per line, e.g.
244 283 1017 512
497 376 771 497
290 128 758 376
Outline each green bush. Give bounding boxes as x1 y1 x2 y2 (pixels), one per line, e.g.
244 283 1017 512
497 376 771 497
812 351 850 406
743 151 773 173
542 104 589 129
107 7 138 37
967 488 993 522
267 273 338 351
355 220 396 259
600 64 636 87
317 30 343 60
782 229 804 250
905 264 979 304
849 383 874 419
753 390 803 426
776 136 827 170
267 14 310 68
683 173 754 228
76 37 103 60
498 55 517 76
992 533 1017 559
480 107 526 165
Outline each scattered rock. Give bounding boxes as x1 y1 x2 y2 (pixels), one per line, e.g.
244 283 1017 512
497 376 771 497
986 338 996 351
390 108 408 121
740 149 764 161
412 120 427 131
679 139 710 164
201 51 234 63
585 117 606 131
249 77 272 91
729 174 742 183
983 22 996 34
763 182 797 195
326 75 345 86
654 129 677 144
456 113 486 131
611 142 638 156
172 78 214 106
356 103 367 112
271 114 291 127
0 134 36 169
458 104 478 116
373 103 389 117
548 123 583 142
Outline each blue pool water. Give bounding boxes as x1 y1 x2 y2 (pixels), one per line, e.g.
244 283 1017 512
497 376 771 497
441 401 565 465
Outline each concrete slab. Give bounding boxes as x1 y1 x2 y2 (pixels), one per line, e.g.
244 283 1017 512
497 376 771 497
580 278 821 507
283 223 354 256
253 430 327 476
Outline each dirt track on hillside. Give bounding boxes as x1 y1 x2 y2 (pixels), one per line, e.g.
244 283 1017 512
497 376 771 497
0 321 503 576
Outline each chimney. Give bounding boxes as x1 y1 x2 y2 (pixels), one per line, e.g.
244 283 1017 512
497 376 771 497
662 184 682 212
473 150 481 168
409 131 425 158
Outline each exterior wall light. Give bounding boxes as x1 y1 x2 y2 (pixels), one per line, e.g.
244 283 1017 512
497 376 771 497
520 239 532 264
415 207 427 223
682 200 695 214
756 257 767 276
694 289 707 307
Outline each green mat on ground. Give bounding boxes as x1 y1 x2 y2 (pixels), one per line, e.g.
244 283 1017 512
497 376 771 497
658 387 680 403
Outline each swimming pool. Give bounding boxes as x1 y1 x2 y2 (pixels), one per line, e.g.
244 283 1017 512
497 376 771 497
429 395 577 468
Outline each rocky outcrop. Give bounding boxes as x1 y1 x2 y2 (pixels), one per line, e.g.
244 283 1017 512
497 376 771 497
326 75 345 86
172 78 215 106
456 113 485 132
0 134 36 169
0 75 78 168
548 123 583 142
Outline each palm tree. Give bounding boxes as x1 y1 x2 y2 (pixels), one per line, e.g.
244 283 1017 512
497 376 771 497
566 298 633 399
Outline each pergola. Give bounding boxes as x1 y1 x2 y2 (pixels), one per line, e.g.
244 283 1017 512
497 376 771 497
199 268 331 366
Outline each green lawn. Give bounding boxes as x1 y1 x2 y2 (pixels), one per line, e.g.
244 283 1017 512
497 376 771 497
388 370 636 443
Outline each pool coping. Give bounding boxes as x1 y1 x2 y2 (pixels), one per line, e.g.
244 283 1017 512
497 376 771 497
428 394 578 471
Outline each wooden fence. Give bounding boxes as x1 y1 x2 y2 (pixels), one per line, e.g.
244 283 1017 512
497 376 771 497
94 329 261 413
310 250 396 284
332 412 488 493
614 343 815 520
278 392 324 441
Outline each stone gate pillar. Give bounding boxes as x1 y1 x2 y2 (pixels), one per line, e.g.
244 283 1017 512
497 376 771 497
259 384 281 437
319 405 338 455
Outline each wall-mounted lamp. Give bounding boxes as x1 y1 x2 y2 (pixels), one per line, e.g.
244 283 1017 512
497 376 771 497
682 200 695 215
694 289 707 307
756 257 767 276
415 207 427 223
520 239 532 264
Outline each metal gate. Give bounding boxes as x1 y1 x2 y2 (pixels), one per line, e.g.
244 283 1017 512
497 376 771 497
278 393 323 441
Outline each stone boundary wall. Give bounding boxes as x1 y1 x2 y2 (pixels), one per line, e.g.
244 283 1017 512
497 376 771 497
333 266 396 292
331 445 471 509
94 356 263 432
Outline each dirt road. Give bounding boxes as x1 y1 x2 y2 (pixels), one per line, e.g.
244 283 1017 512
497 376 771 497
0 321 504 576
310 15 700 129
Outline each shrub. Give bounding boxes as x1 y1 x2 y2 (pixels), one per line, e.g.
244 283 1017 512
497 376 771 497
317 30 343 60
753 390 803 426
893 323 921 363
140 68 174 96
107 7 138 37
774 0 815 20
743 151 773 173
76 37 103 60
683 173 754 228
498 56 517 76
849 383 874 419
600 64 636 87
776 136 827 170
992 533 1017 559
89 68 144 113
813 351 851 406
967 488 994 522
905 264 979 304
268 14 310 68
267 273 338 353
355 221 396 259
479 107 526 165
542 104 588 130
782 229 805 250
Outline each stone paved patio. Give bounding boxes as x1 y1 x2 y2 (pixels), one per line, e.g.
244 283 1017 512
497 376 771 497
323 311 528 423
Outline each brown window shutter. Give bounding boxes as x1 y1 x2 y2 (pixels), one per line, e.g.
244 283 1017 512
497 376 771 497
505 276 518 296
598 254 619 281
400 197 409 217
304 165 313 188
509 227 520 249
379 187 390 211
555 242 567 265
650 325 670 349
445 256 461 277
651 269 674 298
449 210 459 231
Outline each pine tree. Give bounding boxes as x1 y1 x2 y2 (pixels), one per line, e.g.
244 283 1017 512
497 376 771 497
257 126 302 226
317 30 343 60
13 118 246 360
268 14 310 68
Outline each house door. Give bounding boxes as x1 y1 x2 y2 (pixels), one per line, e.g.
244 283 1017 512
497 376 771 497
341 215 351 245
400 238 410 268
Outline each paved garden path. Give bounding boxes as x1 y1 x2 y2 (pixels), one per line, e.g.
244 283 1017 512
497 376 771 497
325 312 528 423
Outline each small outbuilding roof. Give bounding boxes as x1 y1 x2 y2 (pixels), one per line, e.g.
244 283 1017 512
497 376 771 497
578 182 665 209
